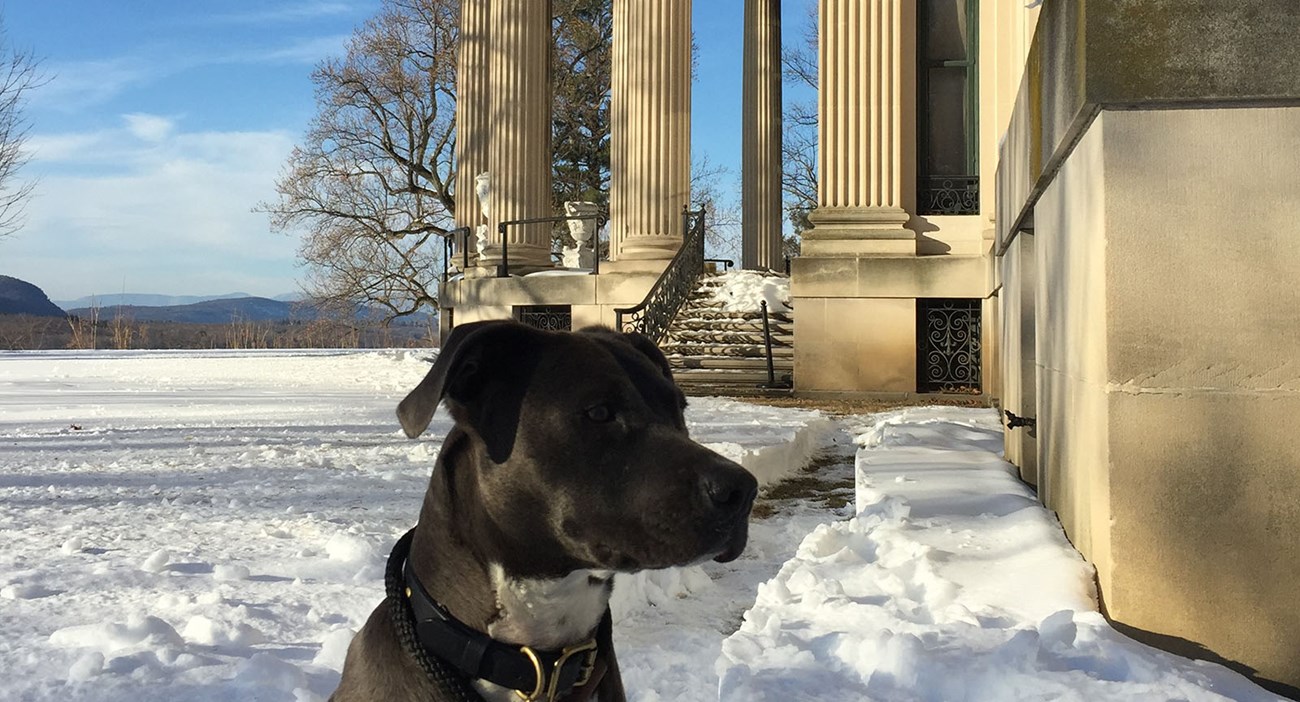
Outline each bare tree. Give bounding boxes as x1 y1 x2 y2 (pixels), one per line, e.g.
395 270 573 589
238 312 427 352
262 0 458 321
690 155 741 262
0 21 43 239
782 2 818 246
264 0 616 322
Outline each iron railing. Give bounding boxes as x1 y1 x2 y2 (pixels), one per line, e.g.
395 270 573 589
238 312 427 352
495 213 608 278
918 175 980 215
615 206 706 343
441 226 473 283
757 300 792 389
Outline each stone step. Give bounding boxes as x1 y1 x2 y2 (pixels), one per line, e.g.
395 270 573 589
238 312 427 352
671 318 793 333
676 309 795 326
670 356 793 370
672 369 794 392
683 296 795 312
663 330 792 346
661 343 794 358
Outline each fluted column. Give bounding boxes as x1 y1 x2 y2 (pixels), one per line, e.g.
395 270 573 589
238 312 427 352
482 0 552 271
455 0 490 231
609 0 692 262
742 0 784 270
453 0 490 271
805 0 914 255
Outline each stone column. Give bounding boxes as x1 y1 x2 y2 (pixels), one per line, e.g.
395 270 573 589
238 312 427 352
453 0 490 270
455 0 489 231
805 0 914 255
482 0 552 272
742 0 784 271
609 0 692 262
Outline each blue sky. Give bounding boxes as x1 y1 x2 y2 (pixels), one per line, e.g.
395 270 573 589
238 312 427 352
2 1 815 302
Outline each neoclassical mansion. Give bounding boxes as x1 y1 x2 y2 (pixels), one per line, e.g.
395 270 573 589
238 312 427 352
438 0 1300 695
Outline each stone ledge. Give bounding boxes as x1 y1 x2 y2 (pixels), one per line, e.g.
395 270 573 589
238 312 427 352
995 0 1300 244
791 255 989 299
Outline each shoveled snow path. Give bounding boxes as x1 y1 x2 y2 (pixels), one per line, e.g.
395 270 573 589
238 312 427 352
717 407 1285 702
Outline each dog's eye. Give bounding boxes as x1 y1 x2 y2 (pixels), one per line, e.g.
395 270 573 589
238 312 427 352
583 404 613 423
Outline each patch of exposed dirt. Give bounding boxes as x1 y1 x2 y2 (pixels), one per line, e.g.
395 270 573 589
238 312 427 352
751 450 857 520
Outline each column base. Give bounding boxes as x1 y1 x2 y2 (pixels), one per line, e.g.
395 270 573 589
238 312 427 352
476 242 554 276
598 258 671 276
616 234 683 261
802 207 916 256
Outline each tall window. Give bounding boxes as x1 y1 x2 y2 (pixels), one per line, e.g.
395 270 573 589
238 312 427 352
918 0 979 215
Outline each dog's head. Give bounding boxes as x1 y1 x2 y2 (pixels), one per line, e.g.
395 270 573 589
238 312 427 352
397 320 758 576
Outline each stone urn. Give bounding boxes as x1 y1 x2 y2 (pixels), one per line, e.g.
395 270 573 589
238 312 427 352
474 172 492 258
562 201 600 269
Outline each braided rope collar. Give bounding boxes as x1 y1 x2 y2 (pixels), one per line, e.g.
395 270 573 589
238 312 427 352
385 529 604 702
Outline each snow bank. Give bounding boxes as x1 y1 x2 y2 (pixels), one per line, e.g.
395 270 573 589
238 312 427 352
705 270 791 314
718 408 1286 702
611 398 832 625
687 397 831 487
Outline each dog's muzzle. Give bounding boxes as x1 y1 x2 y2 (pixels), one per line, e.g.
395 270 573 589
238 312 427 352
697 458 758 562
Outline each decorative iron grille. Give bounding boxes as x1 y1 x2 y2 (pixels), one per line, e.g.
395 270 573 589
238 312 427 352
917 298 982 393
516 305 571 331
614 206 706 343
918 176 979 215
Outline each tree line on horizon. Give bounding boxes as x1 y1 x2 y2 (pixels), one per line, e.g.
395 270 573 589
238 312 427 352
0 311 437 351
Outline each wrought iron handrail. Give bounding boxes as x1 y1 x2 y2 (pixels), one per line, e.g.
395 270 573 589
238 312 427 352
614 206 706 343
495 213 608 278
757 300 792 389
441 226 473 283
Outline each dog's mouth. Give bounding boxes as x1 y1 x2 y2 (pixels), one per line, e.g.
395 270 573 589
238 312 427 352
712 518 750 563
573 513 751 571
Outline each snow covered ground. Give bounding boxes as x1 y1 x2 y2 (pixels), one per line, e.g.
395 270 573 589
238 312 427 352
0 350 1286 701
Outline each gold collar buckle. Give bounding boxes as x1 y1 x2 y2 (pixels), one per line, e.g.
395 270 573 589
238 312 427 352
514 639 598 702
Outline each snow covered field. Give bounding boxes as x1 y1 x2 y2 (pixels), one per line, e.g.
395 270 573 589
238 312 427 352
0 350 1286 701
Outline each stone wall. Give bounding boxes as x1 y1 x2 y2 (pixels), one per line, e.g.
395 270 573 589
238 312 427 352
995 0 1300 692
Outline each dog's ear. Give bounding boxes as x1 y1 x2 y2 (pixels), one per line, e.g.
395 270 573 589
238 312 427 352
620 331 674 381
397 320 502 439
397 320 545 463
576 326 674 381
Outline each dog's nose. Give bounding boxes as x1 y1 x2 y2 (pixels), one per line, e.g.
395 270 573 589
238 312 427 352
699 461 758 514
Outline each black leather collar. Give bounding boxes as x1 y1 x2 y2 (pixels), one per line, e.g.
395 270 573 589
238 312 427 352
387 529 601 702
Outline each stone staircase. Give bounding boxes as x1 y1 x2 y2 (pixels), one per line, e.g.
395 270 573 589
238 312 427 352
659 272 794 397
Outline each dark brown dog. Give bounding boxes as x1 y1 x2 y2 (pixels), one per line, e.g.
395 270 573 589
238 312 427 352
330 321 758 702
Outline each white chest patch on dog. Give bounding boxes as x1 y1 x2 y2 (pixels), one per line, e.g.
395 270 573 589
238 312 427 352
485 563 612 651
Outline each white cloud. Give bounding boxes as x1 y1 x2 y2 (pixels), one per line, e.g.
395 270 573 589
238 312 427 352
30 57 157 112
7 121 308 300
204 2 357 25
123 113 176 143
235 34 354 66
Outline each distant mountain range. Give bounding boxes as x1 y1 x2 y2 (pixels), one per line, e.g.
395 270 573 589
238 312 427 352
54 292 300 308
3 276 434 325
0 275 66 317
67 297 314 324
